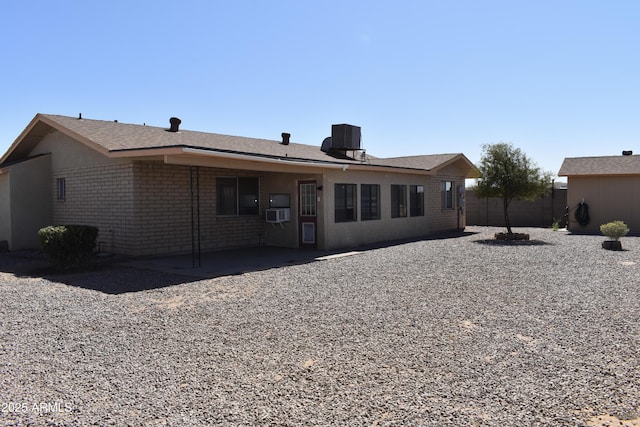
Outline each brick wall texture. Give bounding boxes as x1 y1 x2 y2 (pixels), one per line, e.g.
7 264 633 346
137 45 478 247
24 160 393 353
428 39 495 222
53 160 266 256
427 176 466 233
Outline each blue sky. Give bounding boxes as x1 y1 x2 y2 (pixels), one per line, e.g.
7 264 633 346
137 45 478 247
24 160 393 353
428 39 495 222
2 1 639 179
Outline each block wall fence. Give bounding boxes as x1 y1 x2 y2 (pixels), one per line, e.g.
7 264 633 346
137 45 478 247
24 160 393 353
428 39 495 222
465 188 567 228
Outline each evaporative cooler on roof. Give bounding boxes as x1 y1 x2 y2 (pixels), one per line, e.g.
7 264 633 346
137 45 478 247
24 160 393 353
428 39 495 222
330 124 361 150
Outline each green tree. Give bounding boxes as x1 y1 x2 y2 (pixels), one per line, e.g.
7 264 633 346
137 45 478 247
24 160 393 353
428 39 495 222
475 143 552 234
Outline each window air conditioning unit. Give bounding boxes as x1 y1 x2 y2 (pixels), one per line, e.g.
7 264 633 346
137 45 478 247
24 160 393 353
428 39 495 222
266 208 290 223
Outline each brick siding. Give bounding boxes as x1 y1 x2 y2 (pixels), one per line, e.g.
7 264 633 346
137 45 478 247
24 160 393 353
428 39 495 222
52 162 136 254
131 162 267 256
53 160 268 256
427 176 466 233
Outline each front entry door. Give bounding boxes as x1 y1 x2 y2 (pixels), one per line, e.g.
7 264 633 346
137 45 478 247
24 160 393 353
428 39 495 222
298 180 317 247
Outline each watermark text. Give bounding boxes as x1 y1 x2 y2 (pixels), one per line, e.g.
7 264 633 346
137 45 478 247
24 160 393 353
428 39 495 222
2 401 72 414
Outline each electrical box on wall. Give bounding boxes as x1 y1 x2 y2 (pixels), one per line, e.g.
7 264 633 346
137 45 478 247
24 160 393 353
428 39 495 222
266 208 290 223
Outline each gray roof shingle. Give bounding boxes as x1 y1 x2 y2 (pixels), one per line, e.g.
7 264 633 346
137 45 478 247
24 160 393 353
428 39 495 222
41 114 339 162
558 155 640 176
2 114 478 176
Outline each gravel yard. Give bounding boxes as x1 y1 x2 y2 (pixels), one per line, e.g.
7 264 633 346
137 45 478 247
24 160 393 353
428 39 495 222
1 226 639 426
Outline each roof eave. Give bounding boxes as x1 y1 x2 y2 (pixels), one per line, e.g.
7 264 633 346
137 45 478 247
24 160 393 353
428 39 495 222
108 146 185 158
559 172 640 178
165 148 444 174
180 147 349 169
38 115 111 157
0 113 44 164
0 113 111 164
350 163 433 175
120 147 472 175
430 153 480 178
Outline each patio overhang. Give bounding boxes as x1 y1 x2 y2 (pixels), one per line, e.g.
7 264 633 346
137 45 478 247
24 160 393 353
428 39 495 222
163 147 350 174
166 148 444 175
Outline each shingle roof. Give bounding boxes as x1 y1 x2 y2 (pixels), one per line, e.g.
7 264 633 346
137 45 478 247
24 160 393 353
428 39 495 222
558 155 640 176
41 114 341 163
373 154 465 170
1 113 478 176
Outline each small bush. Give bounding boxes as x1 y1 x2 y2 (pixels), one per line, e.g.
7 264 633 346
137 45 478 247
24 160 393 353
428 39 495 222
599 221 629 241
38 225 99 269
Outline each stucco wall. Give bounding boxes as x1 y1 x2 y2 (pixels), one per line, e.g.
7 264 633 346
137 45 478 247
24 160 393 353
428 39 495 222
262 172 323 248
567 176 640 233
0 155 53 250
319 169 466 250
0 172 11 247
30 129 119 170
9 155 53 249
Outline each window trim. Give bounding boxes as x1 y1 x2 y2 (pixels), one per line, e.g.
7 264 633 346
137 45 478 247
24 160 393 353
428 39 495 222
390 184 407 218
56 178 66 201
334 183 357 223
410 185 424 216
441 180 454 210
299 183 317 217
360 184 381 221
216 176 260 216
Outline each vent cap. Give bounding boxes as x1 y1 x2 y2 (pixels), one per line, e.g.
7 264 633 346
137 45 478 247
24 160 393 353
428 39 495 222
168 117 181 132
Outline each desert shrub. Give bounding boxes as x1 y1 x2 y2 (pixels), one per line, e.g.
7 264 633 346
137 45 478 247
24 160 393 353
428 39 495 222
38 225 99 269
600 221 629 241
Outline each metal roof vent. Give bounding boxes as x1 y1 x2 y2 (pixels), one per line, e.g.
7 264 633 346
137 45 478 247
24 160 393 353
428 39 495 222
622 150 633 156
321 137 332 153
168 117 181 132
281 132 290 145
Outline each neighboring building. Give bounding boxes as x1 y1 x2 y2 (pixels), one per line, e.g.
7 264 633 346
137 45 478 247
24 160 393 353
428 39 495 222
0 114 478 255
558 152 640 233
466 181 567 228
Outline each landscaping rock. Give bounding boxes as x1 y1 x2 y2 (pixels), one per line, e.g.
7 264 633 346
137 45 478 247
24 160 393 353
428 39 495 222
0 226 638 426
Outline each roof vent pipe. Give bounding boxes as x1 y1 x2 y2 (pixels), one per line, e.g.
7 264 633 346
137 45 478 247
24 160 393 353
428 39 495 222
169 117 181 132
622 150 633 156
281 132 290 145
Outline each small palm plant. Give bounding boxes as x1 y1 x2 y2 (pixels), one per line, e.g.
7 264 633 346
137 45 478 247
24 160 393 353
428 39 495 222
600 220 629 250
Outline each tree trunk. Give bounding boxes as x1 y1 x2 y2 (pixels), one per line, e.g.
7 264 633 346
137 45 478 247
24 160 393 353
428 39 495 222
503 198 512 234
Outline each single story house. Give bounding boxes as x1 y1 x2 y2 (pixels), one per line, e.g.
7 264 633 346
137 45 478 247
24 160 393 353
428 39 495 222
0 114 478 256
558 152 640 233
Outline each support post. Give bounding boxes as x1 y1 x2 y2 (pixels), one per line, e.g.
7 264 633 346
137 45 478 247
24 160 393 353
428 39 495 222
190 166 201 268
